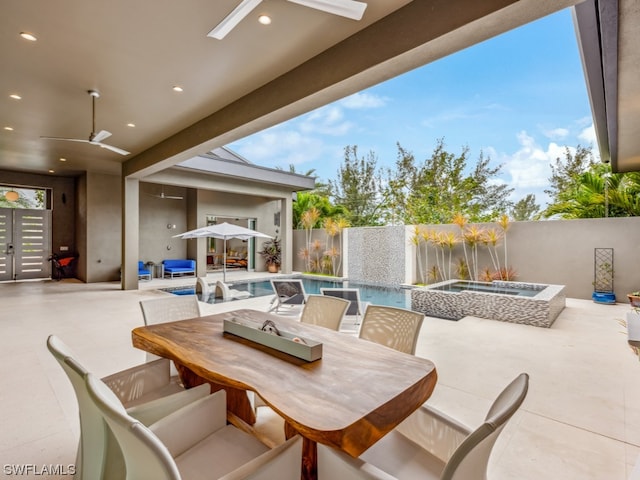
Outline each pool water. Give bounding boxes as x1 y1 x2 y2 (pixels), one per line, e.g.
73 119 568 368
164 277 413 308
429 280 540 297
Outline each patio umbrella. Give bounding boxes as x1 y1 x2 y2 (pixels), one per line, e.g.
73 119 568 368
174 222 272 282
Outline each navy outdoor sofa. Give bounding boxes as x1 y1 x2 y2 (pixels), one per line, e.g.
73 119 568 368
162 259 196 279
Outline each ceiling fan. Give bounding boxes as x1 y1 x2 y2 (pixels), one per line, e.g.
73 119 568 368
40 90 130 156
147 186 184 200
208 0 367 39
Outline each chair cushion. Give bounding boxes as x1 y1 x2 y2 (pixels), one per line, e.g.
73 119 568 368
360 430 445 480
174 425 269 480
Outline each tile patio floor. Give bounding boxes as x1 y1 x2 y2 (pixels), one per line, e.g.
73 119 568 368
1 271 639 479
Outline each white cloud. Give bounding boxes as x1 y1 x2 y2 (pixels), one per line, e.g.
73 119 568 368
300 106 354 136
578 123 596 145
231 127 326 168
421 102 508 128
340 92 388 109
542 127 569 139
497 131 575 205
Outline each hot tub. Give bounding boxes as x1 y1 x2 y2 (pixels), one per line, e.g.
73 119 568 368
411 280 566 328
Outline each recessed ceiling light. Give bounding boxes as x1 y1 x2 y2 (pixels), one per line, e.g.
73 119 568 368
59 158 66 162
4 126 14 131
258 15 272 25
172 86 184 92
20 32 37 41
48 169 55 173
9 94 22 100
127 123 136 128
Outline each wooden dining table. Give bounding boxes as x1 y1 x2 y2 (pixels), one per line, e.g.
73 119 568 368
132 309 437 480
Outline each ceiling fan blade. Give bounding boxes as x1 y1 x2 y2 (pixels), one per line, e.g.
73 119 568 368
207 0 263 39
91 130 112 143
96 143 130 156
287 0 367 20
40 136 91 144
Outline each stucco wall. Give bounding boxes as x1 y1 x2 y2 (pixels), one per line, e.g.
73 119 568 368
85 172 122 282
292 228 345 276
294 218 640 301
139 183 189 265
505 217 640 300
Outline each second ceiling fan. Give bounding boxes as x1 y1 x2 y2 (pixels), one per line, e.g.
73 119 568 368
208 0 367 39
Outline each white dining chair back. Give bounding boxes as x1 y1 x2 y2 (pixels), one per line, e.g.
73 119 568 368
441 373 529 480
300 295 350 331
86 372 298 480
360 373 530 480
359 305 424 355
139 295 201 376
47 335 209 480
320 288 365 324
86 373 181 480
139 295 201 326
47 335 105 480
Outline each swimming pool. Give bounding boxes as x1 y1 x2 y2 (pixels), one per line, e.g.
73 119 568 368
164 277 413 309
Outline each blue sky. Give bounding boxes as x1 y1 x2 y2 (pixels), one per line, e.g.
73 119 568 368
229 7 597 207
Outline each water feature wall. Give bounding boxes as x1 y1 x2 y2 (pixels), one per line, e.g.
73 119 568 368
344 226 407 286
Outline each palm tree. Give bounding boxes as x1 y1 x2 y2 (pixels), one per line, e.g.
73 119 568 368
463 225 484 281
300 207 320 271
411 226 424 284
452 212 470 276
497 214 510 277
482 228 499 275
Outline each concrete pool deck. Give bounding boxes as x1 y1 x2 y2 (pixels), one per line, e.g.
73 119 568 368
1 270 639 479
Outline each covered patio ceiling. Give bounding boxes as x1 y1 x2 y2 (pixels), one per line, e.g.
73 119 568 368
1 0 636 179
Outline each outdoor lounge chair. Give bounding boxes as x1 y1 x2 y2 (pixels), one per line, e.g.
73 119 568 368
267 279 307 313
321 288 366 325
359 373 530 480
162 259 196 278
214 280 251 301
138 261 152 281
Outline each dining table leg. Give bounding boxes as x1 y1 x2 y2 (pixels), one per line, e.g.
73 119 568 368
301 437 318 480
174 362 256 424
285 422 317 480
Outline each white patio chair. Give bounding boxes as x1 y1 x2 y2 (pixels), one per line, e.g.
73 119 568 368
139 295 202 381
360 373 530 480
46 335 210 480
267 279 307 314
321 287 367 325
140 293 258 417
86 372 298 480
359 305 424 355
300 294 350 331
